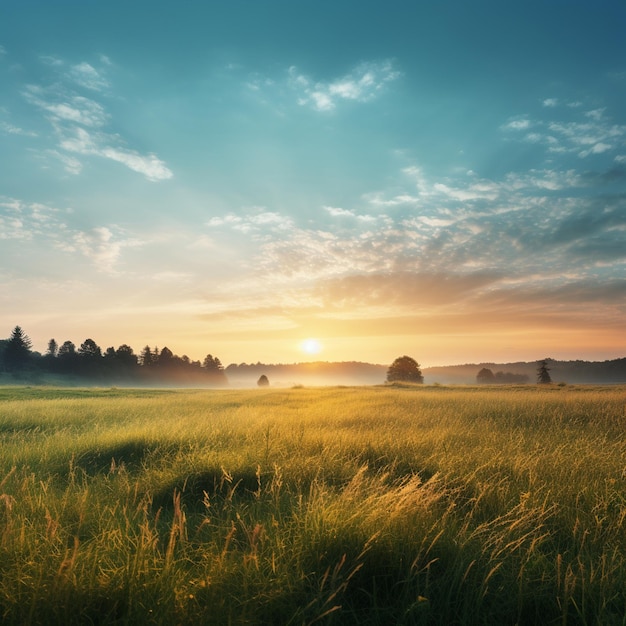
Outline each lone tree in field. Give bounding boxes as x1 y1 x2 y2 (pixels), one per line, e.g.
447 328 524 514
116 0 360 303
476 367 495 384
257 374 270 387
536 359 552 384
386 356 424 384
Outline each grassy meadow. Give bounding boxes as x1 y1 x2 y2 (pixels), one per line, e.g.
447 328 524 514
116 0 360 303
0 384 625 625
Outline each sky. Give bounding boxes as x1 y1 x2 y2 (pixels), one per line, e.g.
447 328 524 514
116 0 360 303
1 0 625 367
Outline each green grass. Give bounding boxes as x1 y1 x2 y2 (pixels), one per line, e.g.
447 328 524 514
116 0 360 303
0 384 625 624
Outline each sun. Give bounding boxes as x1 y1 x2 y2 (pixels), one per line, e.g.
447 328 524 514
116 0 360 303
301 338 322 355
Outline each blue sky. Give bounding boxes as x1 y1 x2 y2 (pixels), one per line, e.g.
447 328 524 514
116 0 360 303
1 1 625 366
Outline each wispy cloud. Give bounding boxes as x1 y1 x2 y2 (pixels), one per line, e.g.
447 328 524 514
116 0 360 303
46 149 83 174
502 118 531 130
207 210 294 235
59 226 138 273
324 205 377 222
0 198 62 241
68 62 109 91
0 197 143 273
99 147 172 181
24 86 109 127
502 98 626 159
54 126 172 181
40 55 64 67
0 121 38 137
18 56 173 181
287 60 400 112
0 215 31 240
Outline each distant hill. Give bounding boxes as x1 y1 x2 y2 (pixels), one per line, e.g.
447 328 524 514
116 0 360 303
424 358 626 385
225 358 626 386
225 361 387 387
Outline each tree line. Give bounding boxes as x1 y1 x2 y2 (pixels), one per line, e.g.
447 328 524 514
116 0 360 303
477 360 552 384
386 356 554 385
0 326 228 386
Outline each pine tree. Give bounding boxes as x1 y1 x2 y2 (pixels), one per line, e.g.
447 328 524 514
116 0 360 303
3 326 33 370
537 359 552 384
140 346 154 367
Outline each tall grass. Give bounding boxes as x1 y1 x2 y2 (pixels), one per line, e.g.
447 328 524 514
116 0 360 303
0 385 624 624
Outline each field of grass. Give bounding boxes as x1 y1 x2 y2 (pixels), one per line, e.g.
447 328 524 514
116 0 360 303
0 384 625 625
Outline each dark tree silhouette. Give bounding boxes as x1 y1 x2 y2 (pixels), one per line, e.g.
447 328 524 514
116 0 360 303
476 367 495 384
78 338 102 360
115 344 138 367
3 326 33 370
57 340 78 373
537 359 552 384
1 325 229 386
203 354 227 385
157 347 174 367
58 340 76 358
77 338 103 376
257 374 270 387
203 354 224 373
46 339 59 358
140 346 156 367
386 356 424 383
102 344 138 378
42 338 60 372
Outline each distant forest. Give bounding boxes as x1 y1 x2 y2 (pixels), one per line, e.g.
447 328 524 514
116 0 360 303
1 325 625 386
424 358 626 385
0 326 227 386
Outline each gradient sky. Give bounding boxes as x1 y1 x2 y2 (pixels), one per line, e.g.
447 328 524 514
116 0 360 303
1 1 625 367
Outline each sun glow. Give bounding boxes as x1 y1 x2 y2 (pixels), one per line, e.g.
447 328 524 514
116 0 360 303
301 338 322 355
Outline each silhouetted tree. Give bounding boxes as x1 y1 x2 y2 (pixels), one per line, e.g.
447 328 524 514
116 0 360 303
157 346 174 368
3 326 33 371
257 374 270 387
203 354 224 373
115 344 138 368
202 354 227 385
46 338 59 359
140 346 155 367
57 340 79 373
58 340 76 358
386 356 424 383
42 338 59 372
78 338 102 360
101 344 138 379
476 368 495 384
77 338 103 376
537 359 552 384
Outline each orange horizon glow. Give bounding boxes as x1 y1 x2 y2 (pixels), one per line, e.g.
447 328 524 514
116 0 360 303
9 310 625 369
